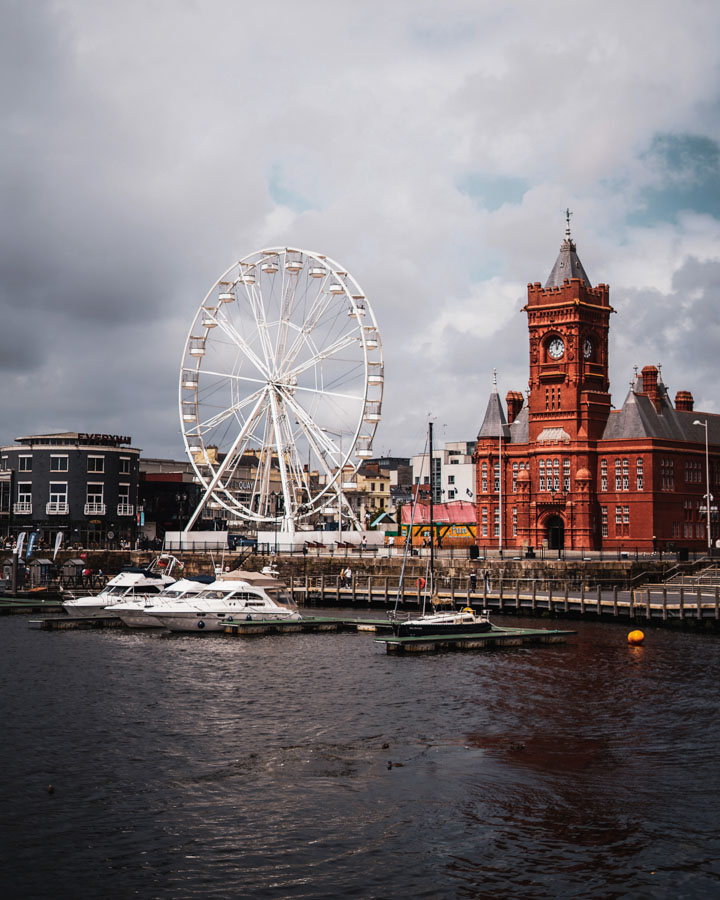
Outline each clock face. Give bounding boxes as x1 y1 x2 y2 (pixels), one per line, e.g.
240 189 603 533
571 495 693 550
583 338 593 359
547 337 565 360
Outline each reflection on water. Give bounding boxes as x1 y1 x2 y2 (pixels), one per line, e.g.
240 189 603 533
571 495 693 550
1 613 719 898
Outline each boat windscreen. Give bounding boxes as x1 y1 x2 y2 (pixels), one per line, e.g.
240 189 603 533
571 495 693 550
266 589 296 608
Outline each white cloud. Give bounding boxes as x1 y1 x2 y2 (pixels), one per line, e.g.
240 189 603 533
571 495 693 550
1 0 719 461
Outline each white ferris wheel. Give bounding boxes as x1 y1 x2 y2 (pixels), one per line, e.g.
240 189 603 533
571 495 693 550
179 247 384 533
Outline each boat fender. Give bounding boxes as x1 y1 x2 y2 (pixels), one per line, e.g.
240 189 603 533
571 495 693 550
197 620 205 629
461 607 474 614
416 578 426 590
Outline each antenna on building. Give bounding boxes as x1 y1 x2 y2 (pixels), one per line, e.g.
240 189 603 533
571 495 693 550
565 207 573 240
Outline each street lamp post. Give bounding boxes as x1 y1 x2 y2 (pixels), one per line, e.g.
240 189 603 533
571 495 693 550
693 419 713 556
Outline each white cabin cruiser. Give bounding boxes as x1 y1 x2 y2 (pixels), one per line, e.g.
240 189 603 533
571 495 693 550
112 575 216 628
145 570 301 632
62 557 179 618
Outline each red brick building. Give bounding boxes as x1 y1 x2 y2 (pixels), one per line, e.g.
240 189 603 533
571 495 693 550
474 221 719 552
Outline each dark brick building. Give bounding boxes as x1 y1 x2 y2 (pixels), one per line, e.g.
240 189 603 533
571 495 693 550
474 222 719 552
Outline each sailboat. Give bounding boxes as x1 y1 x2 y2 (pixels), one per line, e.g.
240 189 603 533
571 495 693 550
389 422 492 637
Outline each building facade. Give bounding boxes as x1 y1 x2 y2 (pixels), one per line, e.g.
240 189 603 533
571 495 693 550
0 432 140 547
474 223 719 552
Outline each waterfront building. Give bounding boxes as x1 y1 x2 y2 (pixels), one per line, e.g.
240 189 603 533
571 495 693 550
412 441 476 505
474 221 720 552
0 432 140 547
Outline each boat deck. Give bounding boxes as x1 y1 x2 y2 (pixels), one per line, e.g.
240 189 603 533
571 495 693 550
375 624 575 653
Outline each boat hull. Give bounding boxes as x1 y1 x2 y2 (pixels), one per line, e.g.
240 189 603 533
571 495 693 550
114 610 164 628
394 621 493 638
153 611 302 632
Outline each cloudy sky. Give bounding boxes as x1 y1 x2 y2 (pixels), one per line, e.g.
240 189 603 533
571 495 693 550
3 0 720 460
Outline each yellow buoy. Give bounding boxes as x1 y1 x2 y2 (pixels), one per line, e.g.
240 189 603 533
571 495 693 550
628 629 645 645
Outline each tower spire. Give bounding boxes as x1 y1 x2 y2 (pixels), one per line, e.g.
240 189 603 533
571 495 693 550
544 210 591 288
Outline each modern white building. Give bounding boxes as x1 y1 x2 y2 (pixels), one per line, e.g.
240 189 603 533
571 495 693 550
411 440 476 504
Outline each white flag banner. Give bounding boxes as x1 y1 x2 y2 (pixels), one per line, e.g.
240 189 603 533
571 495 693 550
53 532 64 561
15 532 27 558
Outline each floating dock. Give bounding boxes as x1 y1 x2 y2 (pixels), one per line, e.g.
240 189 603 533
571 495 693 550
375 624 575 654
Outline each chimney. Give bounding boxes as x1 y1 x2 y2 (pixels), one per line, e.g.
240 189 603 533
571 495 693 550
675 390 694 412
506 391 524 424
640 365 661 412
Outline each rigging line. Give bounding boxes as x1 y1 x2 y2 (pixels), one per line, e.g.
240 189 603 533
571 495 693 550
284 331 360 381
393 429 430 616
212 315 271 380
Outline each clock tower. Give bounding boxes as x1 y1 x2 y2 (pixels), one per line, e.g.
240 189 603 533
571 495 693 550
524 213 612 442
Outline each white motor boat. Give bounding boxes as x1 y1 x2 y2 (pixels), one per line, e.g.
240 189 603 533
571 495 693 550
112 575 216 628
145 570 301 632
62 556 179 618
390 605 492 637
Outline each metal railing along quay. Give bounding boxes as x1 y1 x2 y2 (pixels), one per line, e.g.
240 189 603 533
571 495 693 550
286 573 720 625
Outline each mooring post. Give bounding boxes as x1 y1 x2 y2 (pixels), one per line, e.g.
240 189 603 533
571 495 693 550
531 579 537 612
612 585 617 616
679 586 685 621
697 587 702 621
662 587 668 621
384 575 389 605
515 579 520 610
320 573 325 604
646 588 651 620
564 584 569 614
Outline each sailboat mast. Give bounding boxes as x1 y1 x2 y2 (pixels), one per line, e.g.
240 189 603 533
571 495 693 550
429 420 434 590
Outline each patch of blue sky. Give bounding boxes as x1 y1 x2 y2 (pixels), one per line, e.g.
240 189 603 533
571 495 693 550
456 172 528 211
627 133 720 226
267 163 317 214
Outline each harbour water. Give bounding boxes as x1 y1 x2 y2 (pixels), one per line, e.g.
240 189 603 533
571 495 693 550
1 612 719 899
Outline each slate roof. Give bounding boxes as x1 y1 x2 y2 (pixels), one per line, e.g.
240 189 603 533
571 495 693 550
477 388 510 440
603 384 720 445
509 404 529 444
544 236 591 288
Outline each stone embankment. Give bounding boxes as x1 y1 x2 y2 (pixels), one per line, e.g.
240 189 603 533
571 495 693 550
52 549 676 591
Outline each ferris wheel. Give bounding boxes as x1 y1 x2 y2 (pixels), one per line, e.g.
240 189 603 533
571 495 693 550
179 247 383 532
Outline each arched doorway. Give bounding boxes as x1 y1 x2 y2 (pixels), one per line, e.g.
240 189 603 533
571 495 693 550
546 515 565 550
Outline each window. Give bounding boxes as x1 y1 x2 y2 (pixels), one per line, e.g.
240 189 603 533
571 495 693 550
672 522 680 538
481 507 488 536
601 459 607 492
563 459 571 492
623 506 630 524
636 458 644 491
448 489 456 499
601 506 608 537
0 456 7 471
552 458 559 492
615 506 622 524
661 458 674 491
86 483 105 514
119 456 131 474
88 456 105 473
615 459 622 491
19 456 32 472
512 507 517 537
622 459 629 491
50 455 69 472
0 481 9 513
448 475 455 485
49 482 67 504
481 462 488 493
512 462 518 493
17 483 31 504
539 459 546 492
493 508 500 537
493 463 499 492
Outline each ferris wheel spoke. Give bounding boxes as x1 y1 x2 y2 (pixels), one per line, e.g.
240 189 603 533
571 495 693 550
284 330 360 381
196 386 268 433
280 288 337 371
279 389 343 469
245 285 276 373
213 316 271 380
199 368 270 389
291 383 364 403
